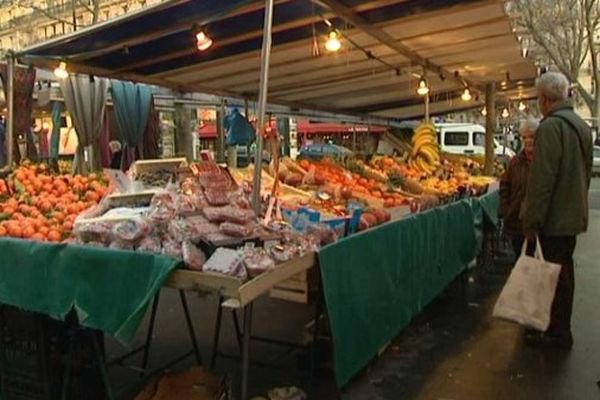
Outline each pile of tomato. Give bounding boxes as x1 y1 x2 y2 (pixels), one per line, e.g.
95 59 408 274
0 163 108 242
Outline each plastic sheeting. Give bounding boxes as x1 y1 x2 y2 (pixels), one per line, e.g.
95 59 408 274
319 191 499 387
0 238 179 342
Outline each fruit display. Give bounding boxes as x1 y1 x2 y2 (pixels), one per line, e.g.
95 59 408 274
0 161 109 241
410 123 440 175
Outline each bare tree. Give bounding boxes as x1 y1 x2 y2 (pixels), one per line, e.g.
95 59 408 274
508 0 600 125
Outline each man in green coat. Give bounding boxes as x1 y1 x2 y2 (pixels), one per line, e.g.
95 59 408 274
523 72 593 348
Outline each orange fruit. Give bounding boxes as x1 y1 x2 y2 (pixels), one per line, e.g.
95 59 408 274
85 191 100 202
38 226 49 236
31 233 44 241
53 212 65 223
0 226 6 236
22 226 35 239
47 230 61 242
8 225 22 238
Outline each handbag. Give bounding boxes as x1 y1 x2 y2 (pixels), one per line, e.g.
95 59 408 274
492 237 562 331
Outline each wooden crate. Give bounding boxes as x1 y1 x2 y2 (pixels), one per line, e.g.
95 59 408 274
269 265 319 304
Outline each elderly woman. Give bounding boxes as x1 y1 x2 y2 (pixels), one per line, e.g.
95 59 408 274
500 118 539 257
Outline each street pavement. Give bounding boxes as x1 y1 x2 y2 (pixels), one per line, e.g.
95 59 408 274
108 179 600 400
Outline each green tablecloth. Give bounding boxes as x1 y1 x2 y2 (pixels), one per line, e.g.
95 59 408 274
319 191 499 387
0 238 179 342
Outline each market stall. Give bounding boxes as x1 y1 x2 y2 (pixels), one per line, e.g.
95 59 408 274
3 0 535 398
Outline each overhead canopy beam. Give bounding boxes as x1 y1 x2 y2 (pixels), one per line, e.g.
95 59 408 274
311 0 479 92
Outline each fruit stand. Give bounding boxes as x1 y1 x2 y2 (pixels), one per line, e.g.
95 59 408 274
3 0 533 398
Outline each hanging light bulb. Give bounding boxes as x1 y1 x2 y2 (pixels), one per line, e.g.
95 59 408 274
325 30 341 52
461 88 472 102
502 107 510 118
481 107 487 116
53 61 68 79
195 29 213 51
518 101 526 111
417 77 429 96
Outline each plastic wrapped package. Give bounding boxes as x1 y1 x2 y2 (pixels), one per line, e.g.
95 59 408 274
162 237 183 259
85 241 106 248
191 192 209 211
73 221 114 244
203 207 228 223
137 236 162 253
228 189 251 209
306 223 338 246
202 247 245 278
112 218 151 242
176 194 197 214
202 232 235 243
109 240 134 251
198 171 232 191
168 219 190 243
243 249 275 278
148 192 177 224
204 189 230 207
182 241 206 271
268 244 299 263
221 207 255 225
219 222 253 238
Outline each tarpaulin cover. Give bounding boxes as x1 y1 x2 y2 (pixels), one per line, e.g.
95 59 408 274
319 192 498 387
0 238 179 342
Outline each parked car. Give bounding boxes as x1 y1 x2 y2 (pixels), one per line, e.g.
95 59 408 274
593 146 600 175
297 143 354 161
436 123 516 159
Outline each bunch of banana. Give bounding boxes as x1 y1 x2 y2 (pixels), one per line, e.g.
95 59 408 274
410 123 440 175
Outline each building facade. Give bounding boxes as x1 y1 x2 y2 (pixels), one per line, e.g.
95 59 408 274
0 0 164 53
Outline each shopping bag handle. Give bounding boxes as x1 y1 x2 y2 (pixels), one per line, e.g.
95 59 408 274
521 236 546 262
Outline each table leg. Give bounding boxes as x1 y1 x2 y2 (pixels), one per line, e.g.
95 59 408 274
211 296 224 369
140 292 160 375
232 309 242 354
241 303 253 400
91 330 115 400
179 290 202 365
309 285 324 388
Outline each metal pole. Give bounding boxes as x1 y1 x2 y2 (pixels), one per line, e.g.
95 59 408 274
484 82 496 176
241 303 253 400
424 92 430 123
251 0 275 214
6 52 15 166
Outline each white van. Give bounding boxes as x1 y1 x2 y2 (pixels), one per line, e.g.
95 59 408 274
436 123 516 158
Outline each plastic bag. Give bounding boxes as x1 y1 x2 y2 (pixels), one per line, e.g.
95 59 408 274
137 236 162 253
109 240 134 251
492 238 561 331
224 108 255 146
162 237 183 259
148 191 177 224
73 221 114 244
112 218 151 242
222 207 255 224
182 241 206 271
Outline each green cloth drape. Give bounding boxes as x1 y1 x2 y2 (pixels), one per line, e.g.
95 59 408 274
50 101 63 159
319 191 499 387
0 238 179 342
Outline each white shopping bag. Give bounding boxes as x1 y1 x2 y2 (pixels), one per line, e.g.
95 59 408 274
492 238 562 331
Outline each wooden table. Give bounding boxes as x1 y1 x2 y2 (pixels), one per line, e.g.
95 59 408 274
162 252 317 400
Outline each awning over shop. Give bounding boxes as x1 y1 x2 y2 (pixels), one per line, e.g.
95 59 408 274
16 0 536 120
296 120 386 134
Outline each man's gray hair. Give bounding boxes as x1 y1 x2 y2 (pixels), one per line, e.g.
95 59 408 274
520 118 540 136
536 72 569 102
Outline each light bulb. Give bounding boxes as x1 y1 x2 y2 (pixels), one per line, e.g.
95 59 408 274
325 31 341 52
502 108 510 118
417 78 429 96
481 107 487 116
461 88 472 102
518 101 526 111
196 30 213 51
53 61 68 79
